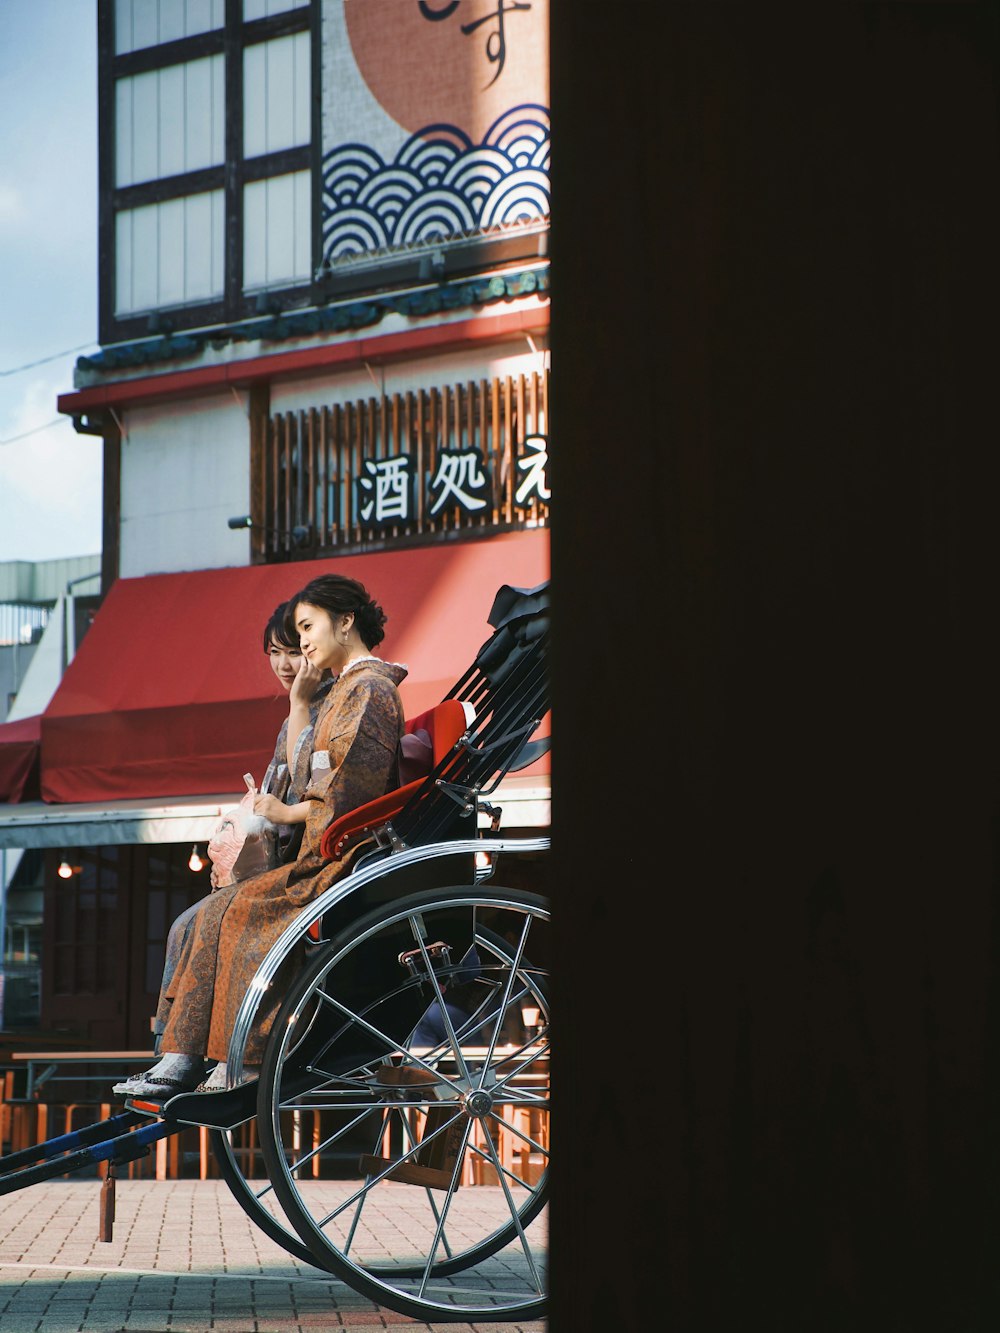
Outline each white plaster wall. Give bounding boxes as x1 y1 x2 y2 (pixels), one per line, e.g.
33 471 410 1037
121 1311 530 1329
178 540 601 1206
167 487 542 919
119 392 253 576
109 327 549 579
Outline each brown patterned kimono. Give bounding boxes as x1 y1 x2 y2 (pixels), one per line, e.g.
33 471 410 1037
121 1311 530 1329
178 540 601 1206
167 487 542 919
151 676 335 1049
159 659 407 1064
262 675 336 811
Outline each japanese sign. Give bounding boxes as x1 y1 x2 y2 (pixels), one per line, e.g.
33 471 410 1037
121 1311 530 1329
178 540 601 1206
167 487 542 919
356 435 550 527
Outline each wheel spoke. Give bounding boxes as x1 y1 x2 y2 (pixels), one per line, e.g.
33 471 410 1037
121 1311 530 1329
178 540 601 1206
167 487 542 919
256 886 550 1321
311 985 406 1059
414 1118 473 1297
476 1115 546 1293
281 1106 374 1178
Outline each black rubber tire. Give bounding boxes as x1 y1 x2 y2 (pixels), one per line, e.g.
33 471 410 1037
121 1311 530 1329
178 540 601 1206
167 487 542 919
209 1125 333 1269
256 884 550 1323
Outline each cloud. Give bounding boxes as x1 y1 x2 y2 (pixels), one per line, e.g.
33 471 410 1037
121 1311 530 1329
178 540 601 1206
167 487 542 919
0 184 25 228
0 362 102 562
0 2 97 360
0 432 103 562
0 5 102 564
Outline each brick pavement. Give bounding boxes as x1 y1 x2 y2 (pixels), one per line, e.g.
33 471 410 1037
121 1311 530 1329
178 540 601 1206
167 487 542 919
0 1180 547 1333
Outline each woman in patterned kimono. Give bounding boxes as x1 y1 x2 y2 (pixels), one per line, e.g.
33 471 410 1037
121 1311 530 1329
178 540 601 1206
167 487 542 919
146 603 333 1057
116 574 407 1099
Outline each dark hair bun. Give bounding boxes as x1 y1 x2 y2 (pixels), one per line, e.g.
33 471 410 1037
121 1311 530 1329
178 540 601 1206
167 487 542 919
283 574 388 650
354 598 387 648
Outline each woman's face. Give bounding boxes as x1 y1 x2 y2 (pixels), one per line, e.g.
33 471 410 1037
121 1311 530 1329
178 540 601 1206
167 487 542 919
294 602 346 673
267 637 302 691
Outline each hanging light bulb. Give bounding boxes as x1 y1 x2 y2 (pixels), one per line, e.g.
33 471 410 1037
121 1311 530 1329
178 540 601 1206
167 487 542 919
57 860 74 879
521 1005 541 1038
188 845 205 872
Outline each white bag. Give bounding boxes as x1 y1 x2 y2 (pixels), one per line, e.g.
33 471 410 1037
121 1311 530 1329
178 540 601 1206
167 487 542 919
208 774 279 888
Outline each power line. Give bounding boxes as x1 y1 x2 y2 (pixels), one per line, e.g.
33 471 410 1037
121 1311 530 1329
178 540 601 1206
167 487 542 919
0 343 98 378
0 418 70 447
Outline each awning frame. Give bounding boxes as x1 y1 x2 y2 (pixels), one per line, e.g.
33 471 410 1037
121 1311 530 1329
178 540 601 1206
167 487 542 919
0 775 549 850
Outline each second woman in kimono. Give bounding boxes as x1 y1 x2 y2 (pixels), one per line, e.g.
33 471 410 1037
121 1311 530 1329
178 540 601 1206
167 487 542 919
145 601 333 1058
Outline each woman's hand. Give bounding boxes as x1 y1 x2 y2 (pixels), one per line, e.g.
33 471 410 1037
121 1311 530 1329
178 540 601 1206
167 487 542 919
254 794 311 825
253 793 291 823
286 657 324 769
289 655 324 708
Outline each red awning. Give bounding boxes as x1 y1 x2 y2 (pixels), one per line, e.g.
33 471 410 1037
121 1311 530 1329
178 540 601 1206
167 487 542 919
39 530 549 804
0 715 42 803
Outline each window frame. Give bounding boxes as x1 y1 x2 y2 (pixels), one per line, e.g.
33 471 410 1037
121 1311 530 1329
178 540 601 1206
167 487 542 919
98 0 318 343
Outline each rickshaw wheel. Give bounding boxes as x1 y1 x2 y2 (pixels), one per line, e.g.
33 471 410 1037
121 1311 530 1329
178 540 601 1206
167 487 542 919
209 1126 333 1269
256 884 550 1323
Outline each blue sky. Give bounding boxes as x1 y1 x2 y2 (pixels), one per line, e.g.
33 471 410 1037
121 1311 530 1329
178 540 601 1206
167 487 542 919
0 1 102 563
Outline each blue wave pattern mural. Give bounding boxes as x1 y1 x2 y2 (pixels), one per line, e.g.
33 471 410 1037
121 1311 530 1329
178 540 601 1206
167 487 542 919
321 104 550 263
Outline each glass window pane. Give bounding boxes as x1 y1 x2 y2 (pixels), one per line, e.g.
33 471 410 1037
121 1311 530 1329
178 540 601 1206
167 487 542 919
116 56 224 187
131 70 161 183
157 64 186 179
158 198 186 306
244 32 310 159
114 0 133 53
116 0 224 53
115 191 224 314
243 170 311 289
115 78 134 186
243 0 308 21
158 0 185 45
184 192 221 300
243 179 267 288
131 0 159 53
131 204 160 310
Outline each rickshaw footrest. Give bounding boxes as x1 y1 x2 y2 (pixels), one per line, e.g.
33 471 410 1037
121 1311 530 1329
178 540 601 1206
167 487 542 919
358 1153 455 1190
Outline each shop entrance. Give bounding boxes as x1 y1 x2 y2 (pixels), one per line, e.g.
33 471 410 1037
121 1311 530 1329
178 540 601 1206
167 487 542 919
41 844 210 1048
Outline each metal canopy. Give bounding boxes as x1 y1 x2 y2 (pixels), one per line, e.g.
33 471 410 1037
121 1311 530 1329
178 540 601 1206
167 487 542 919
0 775 549 851
0 794 239 850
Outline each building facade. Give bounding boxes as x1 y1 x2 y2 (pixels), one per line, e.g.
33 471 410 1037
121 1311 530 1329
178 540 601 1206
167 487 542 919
0 0 550 1051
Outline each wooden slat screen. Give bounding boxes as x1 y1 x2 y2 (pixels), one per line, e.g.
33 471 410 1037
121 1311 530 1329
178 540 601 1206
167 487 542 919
257 371 550 560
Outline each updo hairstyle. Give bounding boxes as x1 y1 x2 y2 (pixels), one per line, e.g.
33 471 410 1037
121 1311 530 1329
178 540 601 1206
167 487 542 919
284 575 387 650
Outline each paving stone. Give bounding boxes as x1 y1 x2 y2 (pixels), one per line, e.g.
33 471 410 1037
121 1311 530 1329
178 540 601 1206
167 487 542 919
0 1180 547 1332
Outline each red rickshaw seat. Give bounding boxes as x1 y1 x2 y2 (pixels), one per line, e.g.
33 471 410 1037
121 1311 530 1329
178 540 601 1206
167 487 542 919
305 699 467 942
304 700 468 948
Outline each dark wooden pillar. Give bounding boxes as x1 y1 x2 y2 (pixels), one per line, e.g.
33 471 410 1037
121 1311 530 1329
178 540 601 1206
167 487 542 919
549 5 1000 1328
100 416 121 594
67 408 120 595
248 381 270 564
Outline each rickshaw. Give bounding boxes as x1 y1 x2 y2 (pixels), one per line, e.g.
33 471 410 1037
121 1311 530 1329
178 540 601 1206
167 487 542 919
0 580 551 1324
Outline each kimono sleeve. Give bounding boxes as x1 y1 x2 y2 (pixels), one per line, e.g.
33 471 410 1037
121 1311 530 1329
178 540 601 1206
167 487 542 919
302 675 403 851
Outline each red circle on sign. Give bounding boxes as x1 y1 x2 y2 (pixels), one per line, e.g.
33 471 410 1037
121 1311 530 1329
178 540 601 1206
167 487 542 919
344 0 549 142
